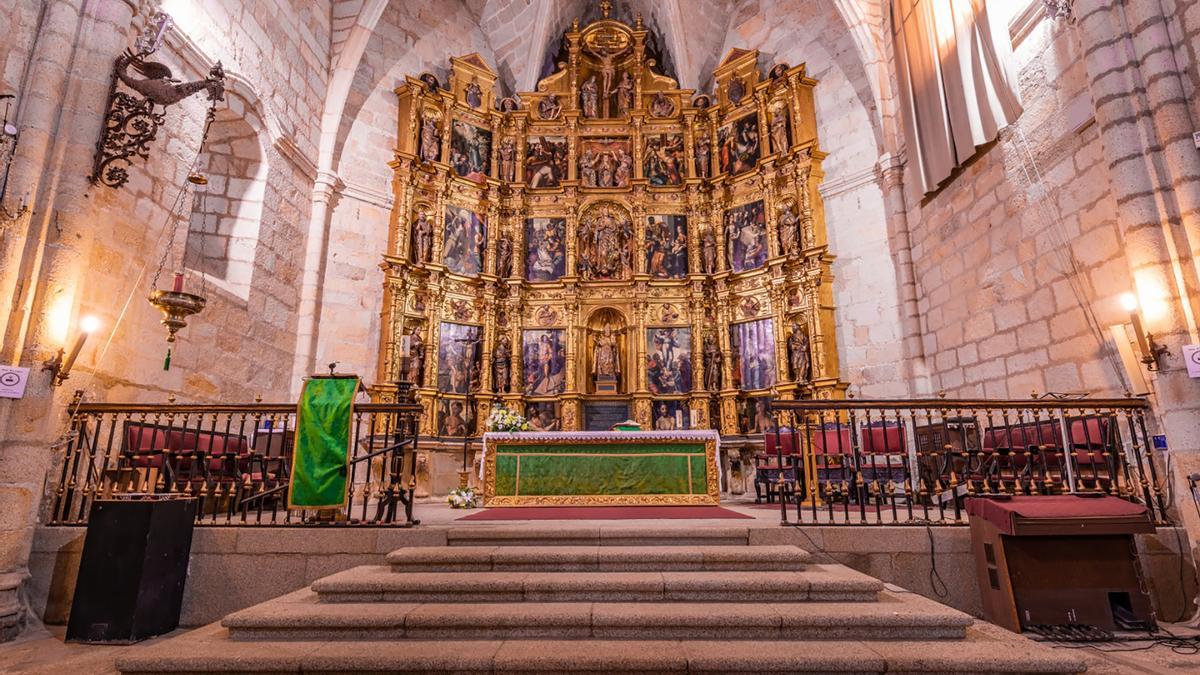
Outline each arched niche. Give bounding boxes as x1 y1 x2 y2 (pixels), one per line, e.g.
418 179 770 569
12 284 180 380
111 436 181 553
584 306 629 394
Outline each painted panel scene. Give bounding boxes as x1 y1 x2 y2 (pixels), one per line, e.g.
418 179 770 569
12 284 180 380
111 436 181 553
717 114 761 175
646 327 692 394
525 402 561 432
725 200 768 272
523 329 567 396
450 119 492 181
525 136 569 188
729 319 776 391
437 399 476 437
525 217 566 281
645 214 688 279
739 397 776 434
437 322 482 393
652 400 687 431
578 137 633 188
442 205 486 276
643 133 685 186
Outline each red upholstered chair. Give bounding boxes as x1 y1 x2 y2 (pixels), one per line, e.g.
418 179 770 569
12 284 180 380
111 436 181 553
980 419 1067 493
858 422 908 492
120 422 252 494
755 428 798 503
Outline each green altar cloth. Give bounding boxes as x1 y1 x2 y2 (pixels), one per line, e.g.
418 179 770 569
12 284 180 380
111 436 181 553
288 376 359 509
482 431 720 506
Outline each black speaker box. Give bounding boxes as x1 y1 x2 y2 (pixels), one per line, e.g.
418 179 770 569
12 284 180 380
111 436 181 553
66 496 197 643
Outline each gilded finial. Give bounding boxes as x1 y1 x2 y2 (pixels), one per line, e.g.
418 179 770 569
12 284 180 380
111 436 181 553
635 13 643 29
600 0 612 18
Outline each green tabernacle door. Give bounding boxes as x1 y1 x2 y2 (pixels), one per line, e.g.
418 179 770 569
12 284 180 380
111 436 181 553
483 433 719 506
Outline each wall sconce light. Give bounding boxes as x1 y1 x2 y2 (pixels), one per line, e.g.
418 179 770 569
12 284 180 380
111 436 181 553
1120 293 1169 371
43 315 101 386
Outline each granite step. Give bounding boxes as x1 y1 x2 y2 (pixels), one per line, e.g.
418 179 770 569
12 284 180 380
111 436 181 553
444 525 756 547
387 544 812 572
117 623 1086 673
311 564 883 603
222 588 972 641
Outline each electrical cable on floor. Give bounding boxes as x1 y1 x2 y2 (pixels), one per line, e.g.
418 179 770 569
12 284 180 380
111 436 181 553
1045 625 1200 656
924 524 948 598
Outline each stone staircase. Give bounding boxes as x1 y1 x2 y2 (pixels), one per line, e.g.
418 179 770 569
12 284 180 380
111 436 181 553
117 527 1085 674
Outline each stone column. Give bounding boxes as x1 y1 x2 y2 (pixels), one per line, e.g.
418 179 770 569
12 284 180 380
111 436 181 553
876 154 930 396
0 0 131 642
291 169 341 393
1074 0 1200 615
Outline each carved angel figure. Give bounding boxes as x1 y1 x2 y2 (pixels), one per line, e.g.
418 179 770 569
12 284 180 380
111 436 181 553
116 50 225 106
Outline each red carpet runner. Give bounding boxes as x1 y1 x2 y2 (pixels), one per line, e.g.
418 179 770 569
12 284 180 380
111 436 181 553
457 505 754 520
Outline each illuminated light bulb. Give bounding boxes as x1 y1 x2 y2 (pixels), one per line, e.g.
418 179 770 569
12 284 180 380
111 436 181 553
80 315 101 334
1120 293 1138 312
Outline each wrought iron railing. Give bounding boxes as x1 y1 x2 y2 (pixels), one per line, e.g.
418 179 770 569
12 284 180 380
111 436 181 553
46 401 422 527
762 397 1168 526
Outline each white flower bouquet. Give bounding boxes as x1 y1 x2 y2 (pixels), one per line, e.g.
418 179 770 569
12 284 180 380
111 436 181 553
485 406 531 432
447 487 478 509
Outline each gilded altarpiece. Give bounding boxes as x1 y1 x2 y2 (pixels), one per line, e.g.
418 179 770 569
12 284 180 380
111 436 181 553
374 14 847 474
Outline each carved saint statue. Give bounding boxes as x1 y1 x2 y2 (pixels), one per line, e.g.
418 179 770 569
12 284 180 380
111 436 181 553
580 148 598 187
581 76 599 119
787 322 811 383
419 115 441 163
579 206 632 280
614 71 635 117
771 110 790 155
538 93 562 120
702 333 723 391
499 138 516 182
695 135 711 179
615 148 633 188
593 324 620 379
650 92 675 118
407 330 425 385
412 211 433 263
495 236 513 278
700 228 718 274
778 205 800 256
492 334 512 393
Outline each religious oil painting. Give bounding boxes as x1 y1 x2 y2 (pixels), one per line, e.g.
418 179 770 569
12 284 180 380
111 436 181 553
717 114 761 175
578 137 633 188
652 400 687 431
729 319 776 391
725 200 767 272
645 214 688 279
437 398 476 437
643 133 685 186
523 329 567 396
525 217 566 281
450 119 492 181
437 322 482 393
525 136 569 188
645 327 692 394
442 205 486 276
740 397 776 434
526 402 561 432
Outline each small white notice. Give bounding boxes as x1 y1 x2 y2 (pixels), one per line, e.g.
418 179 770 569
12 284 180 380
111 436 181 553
1184 344 1200 379
0 366 30 399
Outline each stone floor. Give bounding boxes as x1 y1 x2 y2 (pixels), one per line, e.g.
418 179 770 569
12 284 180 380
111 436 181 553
4 599 1199 673
5 503 1199 673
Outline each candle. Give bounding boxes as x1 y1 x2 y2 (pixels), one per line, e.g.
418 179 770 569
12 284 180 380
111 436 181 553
59 332 88 378
675 409 683 429
172 272 184 293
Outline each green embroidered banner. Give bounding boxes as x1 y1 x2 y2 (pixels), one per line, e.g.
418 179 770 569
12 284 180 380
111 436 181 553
288 376 359 509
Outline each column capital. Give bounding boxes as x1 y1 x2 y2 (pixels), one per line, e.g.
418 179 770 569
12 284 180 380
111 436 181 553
313 170 344 202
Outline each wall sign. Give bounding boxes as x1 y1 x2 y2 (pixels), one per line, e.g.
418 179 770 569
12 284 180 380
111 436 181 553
1183 344 1200 379
0 366 30 399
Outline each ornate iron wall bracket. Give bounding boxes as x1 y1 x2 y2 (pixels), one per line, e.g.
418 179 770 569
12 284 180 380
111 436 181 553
89 13 225 189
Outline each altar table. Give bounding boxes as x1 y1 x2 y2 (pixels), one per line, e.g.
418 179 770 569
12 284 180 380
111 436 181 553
481 430 721 506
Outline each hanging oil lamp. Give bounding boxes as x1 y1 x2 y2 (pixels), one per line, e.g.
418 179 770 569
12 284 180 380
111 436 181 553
148 104 217 370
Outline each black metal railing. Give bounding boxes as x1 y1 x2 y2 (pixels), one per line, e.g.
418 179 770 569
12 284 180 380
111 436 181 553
46 400 422 527
763 397 1168 526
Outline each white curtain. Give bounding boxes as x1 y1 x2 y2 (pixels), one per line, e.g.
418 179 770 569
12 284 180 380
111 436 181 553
890 0 1023 194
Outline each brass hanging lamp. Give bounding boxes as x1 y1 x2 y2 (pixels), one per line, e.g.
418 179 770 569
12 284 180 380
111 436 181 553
148 102 218 370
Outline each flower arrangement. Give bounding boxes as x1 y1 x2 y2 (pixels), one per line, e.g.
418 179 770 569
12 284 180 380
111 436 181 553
447 487 478 509
485 406 530 432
